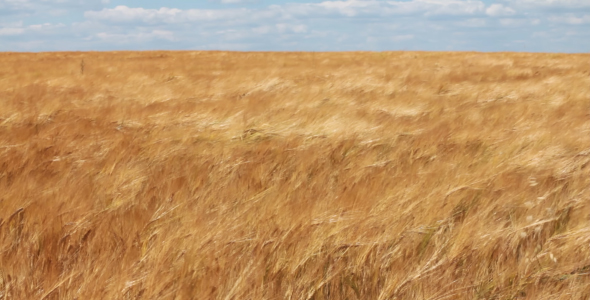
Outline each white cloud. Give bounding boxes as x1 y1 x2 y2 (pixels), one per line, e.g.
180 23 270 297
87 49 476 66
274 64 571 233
84 6 251 24
421 1 486 17
28 22 66 31
95 29 175 42
276 23 307 33
499 18 527 26
391 34 414 41
486 4 516 17
506 0 590 9
278 0 487 18
0 0 109 18
548 14 590 24
0 22 65 36
0 27 25 36
0 20 24 27
0 0 109 9
456 18 487 27
214 0 258 3
0 0 34 15
251 23 308 35
85 1 489 26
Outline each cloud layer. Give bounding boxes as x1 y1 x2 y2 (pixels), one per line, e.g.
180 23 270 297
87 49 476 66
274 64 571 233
1 0 589 52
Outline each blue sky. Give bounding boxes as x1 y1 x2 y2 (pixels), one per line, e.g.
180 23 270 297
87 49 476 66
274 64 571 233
1 0 589 52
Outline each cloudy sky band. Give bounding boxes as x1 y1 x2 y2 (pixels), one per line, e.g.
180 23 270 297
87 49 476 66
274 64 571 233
1 0 589 52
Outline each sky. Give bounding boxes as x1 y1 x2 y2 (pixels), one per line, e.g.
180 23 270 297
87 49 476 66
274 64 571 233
1 0 589 52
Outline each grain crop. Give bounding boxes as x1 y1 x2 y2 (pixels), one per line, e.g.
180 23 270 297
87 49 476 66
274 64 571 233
0 51 589 299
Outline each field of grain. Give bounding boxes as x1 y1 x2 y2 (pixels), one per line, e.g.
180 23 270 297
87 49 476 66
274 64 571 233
0 51 589 299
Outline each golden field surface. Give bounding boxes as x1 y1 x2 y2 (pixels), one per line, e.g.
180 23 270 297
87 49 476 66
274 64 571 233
0 51 589 299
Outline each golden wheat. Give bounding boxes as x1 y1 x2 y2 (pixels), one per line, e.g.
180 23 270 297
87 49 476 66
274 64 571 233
0 51 589 299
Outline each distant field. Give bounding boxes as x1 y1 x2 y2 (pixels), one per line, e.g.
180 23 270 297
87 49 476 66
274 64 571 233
0 51 588 299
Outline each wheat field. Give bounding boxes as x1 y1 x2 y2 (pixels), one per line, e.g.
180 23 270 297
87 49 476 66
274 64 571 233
0 51 589 299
